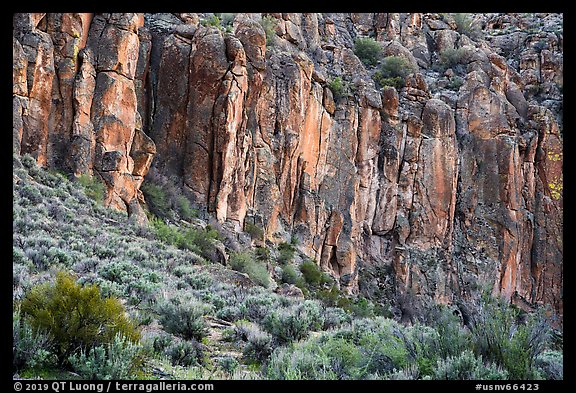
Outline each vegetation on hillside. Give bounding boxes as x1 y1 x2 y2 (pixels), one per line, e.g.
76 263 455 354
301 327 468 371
12 154 562 380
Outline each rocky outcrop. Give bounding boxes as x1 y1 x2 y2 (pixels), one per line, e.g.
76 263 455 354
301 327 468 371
13 13 563 321
13 13 155 222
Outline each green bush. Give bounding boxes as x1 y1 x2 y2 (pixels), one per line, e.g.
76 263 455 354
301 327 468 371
156 295 211 341
277 242 296 264
141 182 172 219
20 272 140 364
141 171 200 222
351 318 411 375
76 174 106 204
372 74 405 90
230 251 270 288
299 259 325 286
281 264 299 284
354 37 383 67
373 56 415 90
434 350 508 380
405 323 441 377
68 334 143 380
350 297 376 318
150 216 182 245
218 13 236 28
176 196 198 221
228 249 252 270
425 305 471 359
202 14 222 28
328 77 349 99
255 246 271 263
322 337 363 379
150 217 220 262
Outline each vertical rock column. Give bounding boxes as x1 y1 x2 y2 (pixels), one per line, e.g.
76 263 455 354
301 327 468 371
13 13 54 166
87 13 154 216
13 36 28 154
45 13 93 169
530 106 563 317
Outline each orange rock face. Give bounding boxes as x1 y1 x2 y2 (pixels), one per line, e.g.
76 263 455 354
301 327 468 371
13 13 563 321
13 13 155 219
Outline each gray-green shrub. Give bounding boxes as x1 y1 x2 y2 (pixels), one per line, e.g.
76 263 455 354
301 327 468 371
425 304 471 358
263 300 324 343
239 292 282 323
322 306 352 330
452 13 482 40
243 326 273 363
439 47 468 73
217 356 239 374
165 339 203 367
68 334 143 380
266 340 337 380
156 295 211 341
468 297 551 379
534 350 563 380
13 308 55 371
434 350 508 380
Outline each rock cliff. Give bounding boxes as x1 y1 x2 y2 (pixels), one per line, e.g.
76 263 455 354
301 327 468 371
13 13 563 321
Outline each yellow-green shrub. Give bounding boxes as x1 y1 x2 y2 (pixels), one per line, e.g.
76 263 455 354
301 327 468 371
21 272 140 364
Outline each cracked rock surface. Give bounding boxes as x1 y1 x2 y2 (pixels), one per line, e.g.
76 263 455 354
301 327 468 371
13 12 563 321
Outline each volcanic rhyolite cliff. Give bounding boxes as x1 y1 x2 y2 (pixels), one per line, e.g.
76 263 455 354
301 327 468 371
12 13 563 321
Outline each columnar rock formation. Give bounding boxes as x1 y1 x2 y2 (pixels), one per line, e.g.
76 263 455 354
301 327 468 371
13 13 155 222
13 13 563 321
